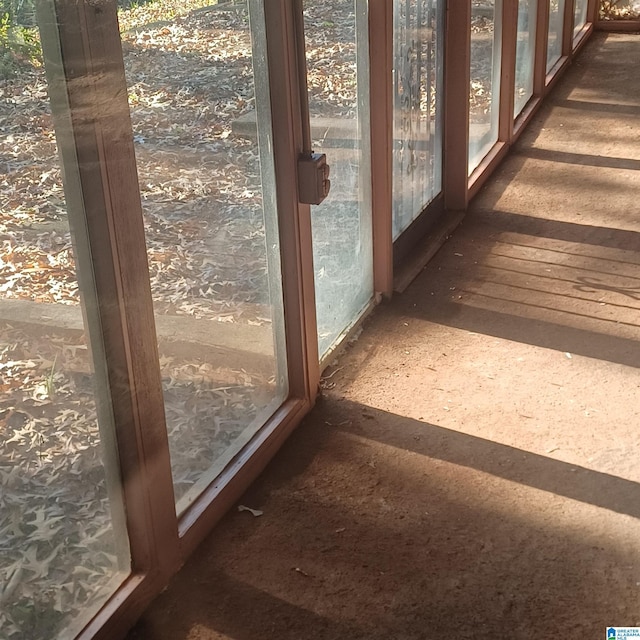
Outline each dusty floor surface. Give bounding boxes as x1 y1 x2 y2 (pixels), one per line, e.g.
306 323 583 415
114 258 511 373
126 32 640 640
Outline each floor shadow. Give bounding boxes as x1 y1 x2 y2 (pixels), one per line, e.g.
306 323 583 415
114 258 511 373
516 146 640 171
468 210 640 252
127 396 640 640
394 209 640 369
553 98 640 117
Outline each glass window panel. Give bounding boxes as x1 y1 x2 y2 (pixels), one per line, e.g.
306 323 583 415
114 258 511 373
0 4 130 638
514 0 538 117
469 0 503 173
574 0 589 36
547 0 566 72
304 0 374 360
392 0 444 240
119 0 288 513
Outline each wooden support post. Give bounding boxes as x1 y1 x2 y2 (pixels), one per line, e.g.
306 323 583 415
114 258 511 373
500 0 519 143
369 0 394 297
562 0 575 56
534 0 550 95
443 0 471 211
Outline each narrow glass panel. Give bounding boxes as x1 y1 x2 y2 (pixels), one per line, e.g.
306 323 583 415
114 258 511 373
574 0 589 37
469 0 503 173
392 0 444 240
304 0 374 359
547 0 566 72
514 0 538 116
0 3 130 638
119 0 288 513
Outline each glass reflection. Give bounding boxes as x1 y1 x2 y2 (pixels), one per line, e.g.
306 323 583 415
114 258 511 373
547 0 566 72
304 0 374 359
469 0 502 173
574 0 589 37
0 2 129 638
119 0 288 512
514 0 537 116
392 0 444 240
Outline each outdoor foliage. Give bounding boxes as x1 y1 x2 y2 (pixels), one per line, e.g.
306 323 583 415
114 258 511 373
600 0 640 19
0 12 41 78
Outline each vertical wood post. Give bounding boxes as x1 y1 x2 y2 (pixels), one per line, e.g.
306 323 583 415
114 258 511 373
263 0 320 398
562 0 575 55
534 0 550 94
500 0 519 142
369 0 394 297
37 0 180 584
444 0 471 211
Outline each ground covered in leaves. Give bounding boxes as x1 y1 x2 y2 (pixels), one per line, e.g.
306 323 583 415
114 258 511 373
600 0 640 19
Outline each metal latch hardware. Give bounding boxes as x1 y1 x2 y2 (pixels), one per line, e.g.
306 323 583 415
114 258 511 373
298 152 330 205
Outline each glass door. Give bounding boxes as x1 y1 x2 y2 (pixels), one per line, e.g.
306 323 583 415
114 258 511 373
119 0 289 514
302 0 374 360
0 2 130 637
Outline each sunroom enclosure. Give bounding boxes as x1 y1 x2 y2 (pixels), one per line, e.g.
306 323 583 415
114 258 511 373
0 0 616 637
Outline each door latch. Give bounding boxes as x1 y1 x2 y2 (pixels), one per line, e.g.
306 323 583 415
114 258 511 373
298 152 331 205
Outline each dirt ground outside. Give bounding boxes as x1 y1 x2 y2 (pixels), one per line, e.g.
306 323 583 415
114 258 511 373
126 31 640 640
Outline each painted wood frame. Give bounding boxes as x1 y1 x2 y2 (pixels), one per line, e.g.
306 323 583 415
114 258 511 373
369 0 394 298
444 0 471 212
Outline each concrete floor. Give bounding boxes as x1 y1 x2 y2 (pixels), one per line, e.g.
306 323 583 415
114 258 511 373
127 32 640 640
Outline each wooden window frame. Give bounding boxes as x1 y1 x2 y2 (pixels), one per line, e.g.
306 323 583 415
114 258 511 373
38 0 320 637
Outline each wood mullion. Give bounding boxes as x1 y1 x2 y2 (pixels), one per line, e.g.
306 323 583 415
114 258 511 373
262 0 319 398
534 0 550 95
499 0 518 142
43 0 179 593
562 0 575 55
369 0 393 297
443 0 471 211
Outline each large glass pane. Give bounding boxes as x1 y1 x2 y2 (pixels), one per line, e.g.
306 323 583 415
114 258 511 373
304 0 374 359
0 3 130 638
514 0 538 116
469 0 503 173
119 0 288 513
547 0 566 72
392 0 445 240
574 0 589 36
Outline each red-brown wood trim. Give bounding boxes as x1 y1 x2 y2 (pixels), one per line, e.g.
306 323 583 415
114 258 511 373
178 398 310 553
513 95 543 140
468 140 509 199
261 0 320 399
369 0 394 298
444 0 471 211
596 19 640 30
44 0 180 585
76 575 156 640
544 54 571 91
500 0 518 143
562 0 576 55
572 22 594 50
534 0 550 95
